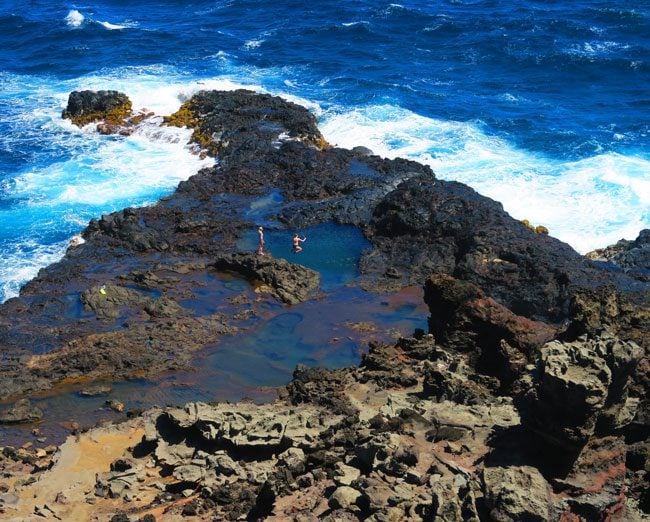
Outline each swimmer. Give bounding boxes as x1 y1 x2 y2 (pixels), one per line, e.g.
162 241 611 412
292 233 306 253
257 226 265 255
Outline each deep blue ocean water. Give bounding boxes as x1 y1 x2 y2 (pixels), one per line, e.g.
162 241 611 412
1 0 649 302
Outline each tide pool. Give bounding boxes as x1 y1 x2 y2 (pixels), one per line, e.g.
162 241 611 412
237 222 371 290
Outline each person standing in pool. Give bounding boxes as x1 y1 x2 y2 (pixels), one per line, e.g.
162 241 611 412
293 233 306 253
258 226 265 255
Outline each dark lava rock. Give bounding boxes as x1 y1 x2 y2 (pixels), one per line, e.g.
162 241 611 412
283 364 355 416
0 399 43 424
213 253 319 304
62 90 132 128
1 88 647 414
424 273 557 388
366 175 647 321
562 284 649 352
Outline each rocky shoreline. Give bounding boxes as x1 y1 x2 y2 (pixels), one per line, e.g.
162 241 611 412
0 89 647 520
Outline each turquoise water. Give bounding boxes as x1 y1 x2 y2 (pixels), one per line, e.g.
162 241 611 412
237 222 371 290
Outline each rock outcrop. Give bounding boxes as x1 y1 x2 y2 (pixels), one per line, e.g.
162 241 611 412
213 253 320 304
62 89 136 133
586 229 650 282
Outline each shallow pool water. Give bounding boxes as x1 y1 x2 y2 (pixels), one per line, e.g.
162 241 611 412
237 222 371 290
0 285 427 446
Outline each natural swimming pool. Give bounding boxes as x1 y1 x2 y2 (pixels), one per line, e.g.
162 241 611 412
237 222 371 290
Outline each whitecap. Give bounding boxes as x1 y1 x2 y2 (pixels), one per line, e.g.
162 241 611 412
65 9 84 28
565 40 631 58
244 39 263 49
500 93 520 102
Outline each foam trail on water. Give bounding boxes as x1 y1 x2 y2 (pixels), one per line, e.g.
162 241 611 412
320 105 650 254
97 21 127 30
13 123 213 207
67 70 264 116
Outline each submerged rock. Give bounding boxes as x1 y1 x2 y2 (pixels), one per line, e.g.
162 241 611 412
0 399 43 424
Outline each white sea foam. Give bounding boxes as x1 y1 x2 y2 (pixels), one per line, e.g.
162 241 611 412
565 41 631 58
63 69 264 116
0 239 69 301
13 122 213 207
0 70 255 301
320 105 649 254
244 39 264 49
65 9 84 28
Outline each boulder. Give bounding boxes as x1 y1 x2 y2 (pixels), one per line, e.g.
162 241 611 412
586 229 650 282
0 399 43 424
62 90 132 128
329 486 362 510
483 465 553 521
519 331 641 449
424 273 556 387
213 253 319 304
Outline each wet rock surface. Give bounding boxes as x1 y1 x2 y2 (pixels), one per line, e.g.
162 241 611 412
213 253 320 304
0 90 648 520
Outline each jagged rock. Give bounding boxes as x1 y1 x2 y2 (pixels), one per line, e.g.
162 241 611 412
173 464 205 483
162 402 341 450
554 436 627 519
62 90 132 127
424 273 557 388
284 365 355 415
586 229 650 281
421 358 495 406
213 253 319 304
425 474 479 521
86 207 167 252
483 465 553 521
207 452 240 477
519 331 641 449
334 462 361 486
154 440 195 467
563 285 649 352
0 399 43 424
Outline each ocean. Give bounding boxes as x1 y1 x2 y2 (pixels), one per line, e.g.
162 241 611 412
1 0 648 303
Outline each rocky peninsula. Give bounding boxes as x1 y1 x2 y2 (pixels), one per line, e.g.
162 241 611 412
0 90 647 521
